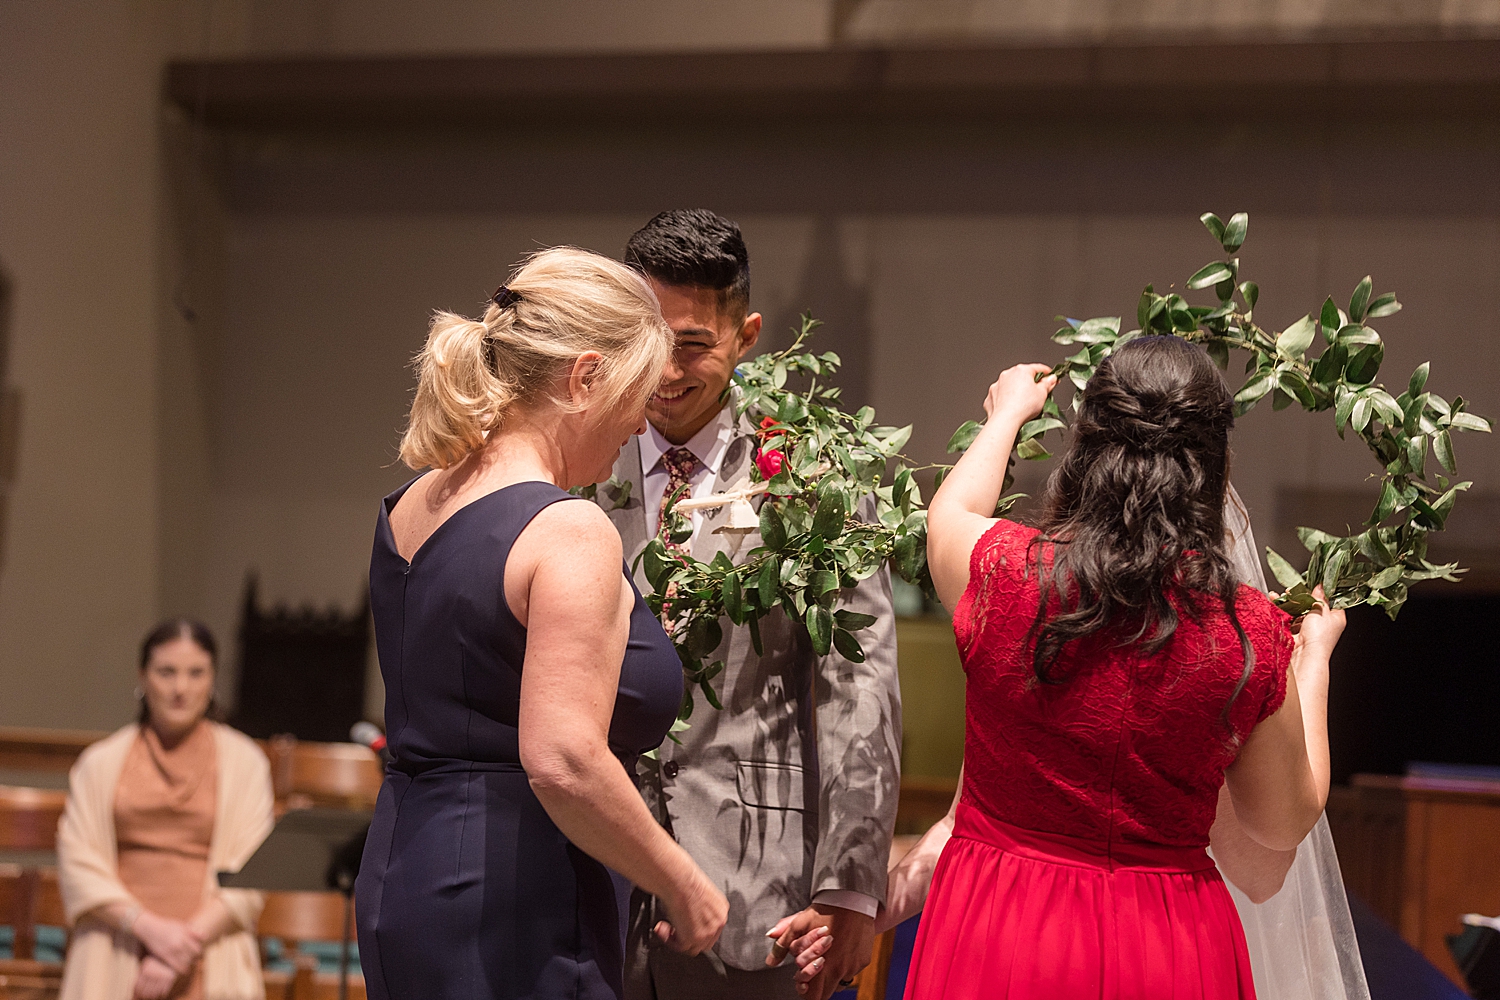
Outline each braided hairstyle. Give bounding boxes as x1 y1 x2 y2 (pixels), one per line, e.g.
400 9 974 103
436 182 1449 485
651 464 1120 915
1025 336 1253 711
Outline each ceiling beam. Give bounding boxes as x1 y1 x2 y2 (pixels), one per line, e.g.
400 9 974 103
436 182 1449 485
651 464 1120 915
164 38 1500 129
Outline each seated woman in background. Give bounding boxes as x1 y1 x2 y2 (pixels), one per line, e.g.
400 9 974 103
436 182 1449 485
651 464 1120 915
56 620 274 1000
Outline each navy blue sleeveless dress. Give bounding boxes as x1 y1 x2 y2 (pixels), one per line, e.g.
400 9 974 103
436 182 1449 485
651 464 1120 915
356 479 683 1000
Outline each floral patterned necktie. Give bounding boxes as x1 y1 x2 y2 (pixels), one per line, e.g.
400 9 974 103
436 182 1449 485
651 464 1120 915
657 446 700 554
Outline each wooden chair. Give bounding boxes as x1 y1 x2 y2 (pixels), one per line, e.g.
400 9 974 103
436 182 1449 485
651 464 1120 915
257 891 363 1000
262 738 382 814
0 966 60 1000
0 788 65 853
0 865 62 999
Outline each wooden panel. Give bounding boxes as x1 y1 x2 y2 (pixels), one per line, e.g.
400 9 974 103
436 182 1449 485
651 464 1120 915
1413 799 1500 985
1326 784 1406 926
0 729 104 774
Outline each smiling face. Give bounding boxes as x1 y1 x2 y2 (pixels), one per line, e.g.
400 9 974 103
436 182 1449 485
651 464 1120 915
140 634 216 743
645 280 762 445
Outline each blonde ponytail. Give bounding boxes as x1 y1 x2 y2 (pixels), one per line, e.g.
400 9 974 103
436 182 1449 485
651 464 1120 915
399 247 672 470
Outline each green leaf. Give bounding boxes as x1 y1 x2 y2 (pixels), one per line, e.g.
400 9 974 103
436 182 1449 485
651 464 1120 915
1334 386 1356 434
1368 479 1398 525
1234 373 1275 408
812 481 848 540
748 614 764 656
1320 297 1341 339
1406 434 1427 475
1349 275 1373 323
880 424 914 454
757 556 780 609
1239 281 1259 311
1222 212 1248 252
1187 261 1235 290
810 569 840 600
686 616 723 658
642 539 672 592
1407 362 1430 400
1366 292 1402 318
1016 437 1051 460
772 361 787 388
721 572 744 624
699 675 724 711
1434 429 1457 473
805 603 833 656
1451 412 1493 433
1206 340 1230 370
1199 213 1226 243
1019 416 1066 439
1351 396 1374 433
1264 547 1304 591
1346 343 1383 385
834 609 877 630
1322 546 1350 596
1368 566 1402 590
1296 526 1339 551
760 502 788 550
945 420 983 454
1311 343 1348 386
832 628 866 662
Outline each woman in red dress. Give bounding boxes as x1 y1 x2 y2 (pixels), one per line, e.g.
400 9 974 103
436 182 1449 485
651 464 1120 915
906 337 1344 999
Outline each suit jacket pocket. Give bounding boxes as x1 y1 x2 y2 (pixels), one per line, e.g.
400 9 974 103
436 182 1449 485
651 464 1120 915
735 761 805 811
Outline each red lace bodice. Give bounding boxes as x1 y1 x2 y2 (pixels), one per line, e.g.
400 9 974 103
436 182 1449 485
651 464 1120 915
954 520 1292 849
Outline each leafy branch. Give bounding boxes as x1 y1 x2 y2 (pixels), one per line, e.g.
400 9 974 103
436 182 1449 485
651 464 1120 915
946 211 1492 618
637 315 933 722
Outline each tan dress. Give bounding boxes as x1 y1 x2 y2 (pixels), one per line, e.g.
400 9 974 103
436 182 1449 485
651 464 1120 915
114 722 217 1000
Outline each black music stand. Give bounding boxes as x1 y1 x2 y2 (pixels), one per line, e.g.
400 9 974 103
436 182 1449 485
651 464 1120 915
219 808 372 1000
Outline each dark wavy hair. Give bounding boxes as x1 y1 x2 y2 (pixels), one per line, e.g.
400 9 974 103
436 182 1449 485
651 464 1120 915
137 618 221 726
1025 336 1253 711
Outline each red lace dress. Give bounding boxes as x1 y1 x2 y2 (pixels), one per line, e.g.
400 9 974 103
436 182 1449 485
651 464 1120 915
905 520 1293 1000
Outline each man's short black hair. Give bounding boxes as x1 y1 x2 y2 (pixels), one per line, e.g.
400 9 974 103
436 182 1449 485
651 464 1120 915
624 209 750 318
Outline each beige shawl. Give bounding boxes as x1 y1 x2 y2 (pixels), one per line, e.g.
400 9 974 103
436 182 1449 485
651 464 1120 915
56 723 274 1000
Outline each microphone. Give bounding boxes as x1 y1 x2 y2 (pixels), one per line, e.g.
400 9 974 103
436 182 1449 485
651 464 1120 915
350 721 392 763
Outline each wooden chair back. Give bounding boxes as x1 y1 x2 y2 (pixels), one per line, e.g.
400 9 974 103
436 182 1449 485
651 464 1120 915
258 891 359 1000
0 865 64 966
0 788 65 852
258 891 350 942
262 738 382 813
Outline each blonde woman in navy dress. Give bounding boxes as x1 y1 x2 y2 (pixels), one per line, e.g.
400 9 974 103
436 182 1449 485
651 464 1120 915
356 248 728 999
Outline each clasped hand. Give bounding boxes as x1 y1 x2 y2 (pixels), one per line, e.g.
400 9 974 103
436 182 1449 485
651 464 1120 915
766 903 875 999
131 910 204 999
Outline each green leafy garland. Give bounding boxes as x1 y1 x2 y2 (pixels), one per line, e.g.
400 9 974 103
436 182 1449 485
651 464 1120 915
946 211 1493 618
616 211 1490 721
634 317 933 721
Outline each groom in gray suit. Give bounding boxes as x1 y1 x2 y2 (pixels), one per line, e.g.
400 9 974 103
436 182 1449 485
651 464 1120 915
601 210 902 1000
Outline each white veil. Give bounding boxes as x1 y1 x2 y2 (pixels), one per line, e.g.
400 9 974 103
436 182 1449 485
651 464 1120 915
1219 487 1371 1000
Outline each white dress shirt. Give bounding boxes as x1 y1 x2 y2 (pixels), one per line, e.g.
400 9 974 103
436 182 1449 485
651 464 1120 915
639 402 737 541
637 402 880 920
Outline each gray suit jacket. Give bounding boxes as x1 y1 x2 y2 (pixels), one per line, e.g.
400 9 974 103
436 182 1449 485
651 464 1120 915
600 408 902 970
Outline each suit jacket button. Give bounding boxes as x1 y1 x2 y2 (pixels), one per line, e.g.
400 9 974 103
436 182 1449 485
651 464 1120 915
662 761 679 779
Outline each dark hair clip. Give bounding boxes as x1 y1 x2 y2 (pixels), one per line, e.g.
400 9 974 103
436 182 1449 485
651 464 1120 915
493 285 522 310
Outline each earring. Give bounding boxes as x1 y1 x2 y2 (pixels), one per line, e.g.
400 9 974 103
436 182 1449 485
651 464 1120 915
133 687 143 701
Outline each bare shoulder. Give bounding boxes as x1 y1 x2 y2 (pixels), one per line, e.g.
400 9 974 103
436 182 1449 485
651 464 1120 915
522 497 623 564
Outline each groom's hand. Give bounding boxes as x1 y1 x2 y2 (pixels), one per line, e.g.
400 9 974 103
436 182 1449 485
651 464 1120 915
768 903 874 1000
